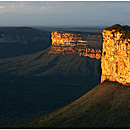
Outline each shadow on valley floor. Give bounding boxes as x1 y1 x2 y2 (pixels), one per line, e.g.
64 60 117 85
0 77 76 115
0 48 101 128
0 73 101 128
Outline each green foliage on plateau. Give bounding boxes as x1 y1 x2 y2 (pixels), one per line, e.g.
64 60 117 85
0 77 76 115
104 24 130 31
21 81 130 128
104 24 130 39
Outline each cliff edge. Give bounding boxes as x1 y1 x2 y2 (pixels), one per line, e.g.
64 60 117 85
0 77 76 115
49 31 102 59
101 24 130 85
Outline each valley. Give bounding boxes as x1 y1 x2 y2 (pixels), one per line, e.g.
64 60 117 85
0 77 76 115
0 27 102 127
0 75 99 127
0 1 129 129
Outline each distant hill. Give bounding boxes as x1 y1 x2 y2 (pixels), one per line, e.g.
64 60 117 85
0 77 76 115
23 81 130 128
34 26 104 33
0 27 50 58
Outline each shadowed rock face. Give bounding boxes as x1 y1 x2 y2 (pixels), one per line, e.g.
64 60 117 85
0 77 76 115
49 31 102 59
101 24 130 85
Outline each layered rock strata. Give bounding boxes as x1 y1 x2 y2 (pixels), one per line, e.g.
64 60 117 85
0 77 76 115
101 24 130 85
49 31 102 59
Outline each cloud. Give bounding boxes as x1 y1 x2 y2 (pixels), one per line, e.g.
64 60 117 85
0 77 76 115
41 6 45 9
40 6 49 10
0 6 4 9
11 3 24 8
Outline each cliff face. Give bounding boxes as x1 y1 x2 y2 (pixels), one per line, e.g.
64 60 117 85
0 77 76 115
101 24 130 85
51 31 88 46
49 31 102 59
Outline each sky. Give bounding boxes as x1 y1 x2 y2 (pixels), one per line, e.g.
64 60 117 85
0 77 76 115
0 1 130 27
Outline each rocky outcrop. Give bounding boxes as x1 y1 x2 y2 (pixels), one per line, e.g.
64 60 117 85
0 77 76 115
49 31 102 59
101 24 130 85
51 31 88 46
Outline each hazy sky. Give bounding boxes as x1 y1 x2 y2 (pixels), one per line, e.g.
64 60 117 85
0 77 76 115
0 1 130 27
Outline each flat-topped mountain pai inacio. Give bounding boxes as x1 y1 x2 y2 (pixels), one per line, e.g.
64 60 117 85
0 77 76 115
101 24 130 85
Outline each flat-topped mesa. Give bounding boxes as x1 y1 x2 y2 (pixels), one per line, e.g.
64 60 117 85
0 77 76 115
101 24 130 85
49 31 102 59
51 31 87 46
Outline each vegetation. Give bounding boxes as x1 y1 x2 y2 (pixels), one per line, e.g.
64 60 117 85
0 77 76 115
104 24 130 31
0 75 100 128
21 80 130 128
104 24 130 39
0 48 101 128
0 48 101 77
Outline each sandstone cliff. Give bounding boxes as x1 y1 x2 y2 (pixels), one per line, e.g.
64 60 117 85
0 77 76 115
101 24 130 85
49 31 102 59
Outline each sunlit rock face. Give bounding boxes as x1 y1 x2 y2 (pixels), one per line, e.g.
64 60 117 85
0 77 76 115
101 24 130 85
49 31 102 59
